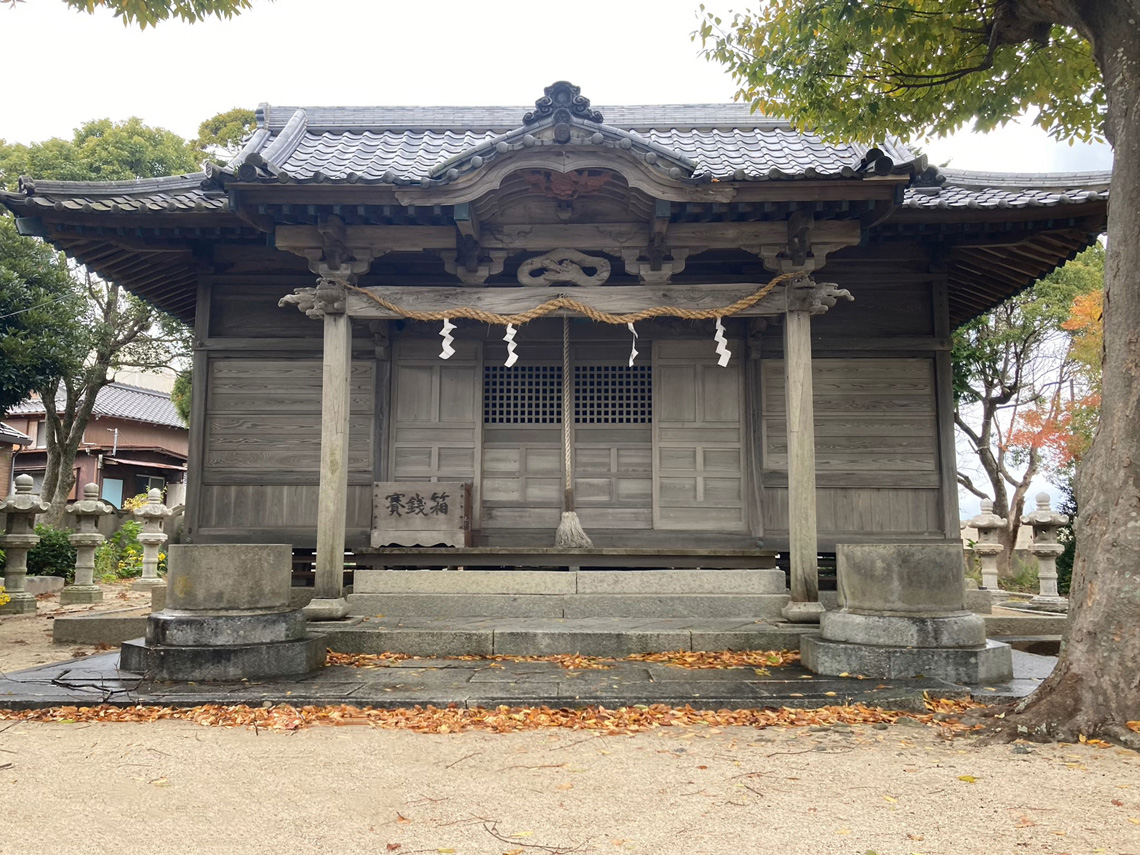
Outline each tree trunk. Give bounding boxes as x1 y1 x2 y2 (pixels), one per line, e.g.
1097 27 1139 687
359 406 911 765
1002 0 1140 745
38 374 106 529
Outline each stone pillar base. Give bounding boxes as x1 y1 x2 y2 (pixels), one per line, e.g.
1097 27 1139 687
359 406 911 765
802 543 1014 683
131 577 166 591
120 544 324 682
303 596 351 621
60 585 104 606
781 600 825 624
802 635 1013 684
821 610 986 648
121 635 323 681
0 593 37 615
1030 595 1069 611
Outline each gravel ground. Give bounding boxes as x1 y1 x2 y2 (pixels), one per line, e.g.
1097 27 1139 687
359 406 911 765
2 590 1137 854
0 582 150 673
2 717 1138 855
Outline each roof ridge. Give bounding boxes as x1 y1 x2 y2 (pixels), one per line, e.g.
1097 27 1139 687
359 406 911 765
259 102 792 133
939 168 1113 188
106 381 172 398
16 174 209 196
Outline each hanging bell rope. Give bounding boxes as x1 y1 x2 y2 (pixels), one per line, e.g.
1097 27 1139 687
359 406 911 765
554 315 592 549
344 270 801 327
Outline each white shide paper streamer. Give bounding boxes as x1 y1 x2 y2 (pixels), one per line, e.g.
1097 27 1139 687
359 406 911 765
714 317 731 367
627 322 639 367
504 323 519 367
438 318 456 360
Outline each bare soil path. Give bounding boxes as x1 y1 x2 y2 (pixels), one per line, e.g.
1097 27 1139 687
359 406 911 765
2 716 1138 855
0 581 149 673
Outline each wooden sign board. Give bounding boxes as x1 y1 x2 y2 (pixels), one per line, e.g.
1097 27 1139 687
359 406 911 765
371 482 471 548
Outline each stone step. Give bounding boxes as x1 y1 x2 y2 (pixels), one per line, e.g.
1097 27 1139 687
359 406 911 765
53 608 149 645
352 568 787 596
983 612 1068 637
314 616 814 658
346 592 791 619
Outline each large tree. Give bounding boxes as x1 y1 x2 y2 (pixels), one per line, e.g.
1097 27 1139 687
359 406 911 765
699 1 1138 744
955 246 1103 575
0 0 253 28
0 118 197 524
0 217 84 418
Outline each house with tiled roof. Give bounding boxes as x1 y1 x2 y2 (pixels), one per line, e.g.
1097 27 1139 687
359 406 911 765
5 381 187 508
0 421 31 498
0 82 1107 635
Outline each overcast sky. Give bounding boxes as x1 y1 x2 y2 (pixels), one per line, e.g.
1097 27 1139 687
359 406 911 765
0 0 1113 174
3 0 1106 516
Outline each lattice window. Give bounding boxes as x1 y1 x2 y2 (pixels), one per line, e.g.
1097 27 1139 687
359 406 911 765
483 364 653 424
483 365 563 424
574 365 653 424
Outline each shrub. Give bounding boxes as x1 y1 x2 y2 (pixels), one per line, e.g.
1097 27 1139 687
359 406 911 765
1003 558 1040 594
96 520 144 579
26 525 77 582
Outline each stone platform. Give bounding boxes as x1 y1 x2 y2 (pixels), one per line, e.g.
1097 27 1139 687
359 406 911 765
0 647 1055 712
314 615 814 658
347 568 791 619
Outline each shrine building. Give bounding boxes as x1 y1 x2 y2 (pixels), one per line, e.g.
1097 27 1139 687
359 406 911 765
1 82 1108 629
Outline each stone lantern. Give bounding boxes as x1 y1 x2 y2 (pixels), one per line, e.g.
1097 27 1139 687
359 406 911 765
63 483 114 605
131 488 172 590
967 499 1008 593
0 475 50 615
1022 492 1069 608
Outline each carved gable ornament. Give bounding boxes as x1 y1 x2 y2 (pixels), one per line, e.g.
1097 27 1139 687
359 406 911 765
523 81 603 144
524 169 612 200
517 249 612 287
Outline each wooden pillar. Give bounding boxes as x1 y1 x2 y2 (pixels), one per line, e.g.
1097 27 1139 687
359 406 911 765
303 283 353 621
781 305 825 622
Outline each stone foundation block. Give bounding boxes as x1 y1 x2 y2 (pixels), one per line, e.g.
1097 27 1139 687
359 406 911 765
146 610 307 647
59 586 103 606
121 635 324 682
26 576 65 596
0 596 37 615
122 543 321 682
821 611 986 649
801 635 1014 683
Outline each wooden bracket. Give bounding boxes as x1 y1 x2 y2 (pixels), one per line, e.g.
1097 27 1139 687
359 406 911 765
453 203 481 242
440 248 508 285
621 247 690 284
752 212 858 273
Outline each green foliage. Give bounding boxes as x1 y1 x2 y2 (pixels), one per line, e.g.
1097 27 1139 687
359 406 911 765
194 108 256 162
1003 558 1040 594
696 1 1105 143
0 117 200 189
2 0 254 29
171 368 192 426
26 524 77 581
96 520 143 579
952 246 1103 407
0 216 85 416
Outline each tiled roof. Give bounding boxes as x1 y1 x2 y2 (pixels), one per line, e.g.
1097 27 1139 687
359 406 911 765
13 174 223 214
1 95 1111 213
237 104 918 186
0 422 31 446
9 382 185 429
258 103 793 133
265 124 916 184
901 169 1112 210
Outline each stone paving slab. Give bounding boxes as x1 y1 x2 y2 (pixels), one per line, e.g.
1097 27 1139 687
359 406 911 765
0 649 1051 712
308 616 817 658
